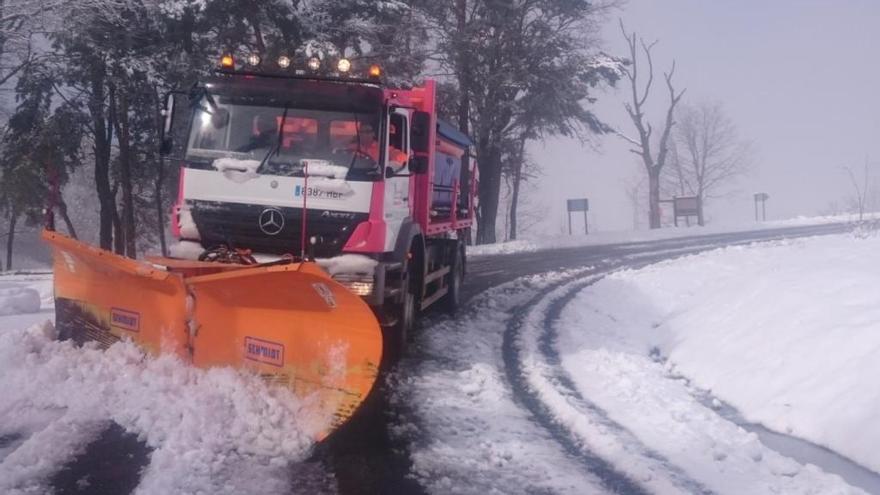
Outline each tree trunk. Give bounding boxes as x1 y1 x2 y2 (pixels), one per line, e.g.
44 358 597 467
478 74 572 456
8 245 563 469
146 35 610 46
6 210 17 271
648 167 662 229
155 159 167 256
56 198 78 239
113 86 137 258
697 196 705 226
154 87 168 256
508 137 527 241
476 149 501 244
112 186 125 255
90 65 116 250
454 0 470 137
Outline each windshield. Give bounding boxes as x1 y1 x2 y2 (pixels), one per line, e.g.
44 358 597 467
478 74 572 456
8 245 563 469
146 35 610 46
185 95 383 179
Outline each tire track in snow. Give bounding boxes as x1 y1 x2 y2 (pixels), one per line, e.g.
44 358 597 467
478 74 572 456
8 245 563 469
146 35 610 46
396 269 615 494
501 252 721 495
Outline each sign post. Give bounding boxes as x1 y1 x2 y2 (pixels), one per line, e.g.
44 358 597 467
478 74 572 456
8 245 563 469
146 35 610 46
753 193 769 222
566 198 589 235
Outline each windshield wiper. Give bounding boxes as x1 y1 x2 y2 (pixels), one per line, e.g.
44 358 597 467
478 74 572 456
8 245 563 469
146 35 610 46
257 104 290 174
348 112 362 171
190 85 218 114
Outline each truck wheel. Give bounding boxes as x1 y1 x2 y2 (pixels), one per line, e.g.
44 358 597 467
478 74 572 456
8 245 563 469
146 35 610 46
443 246 464 314
384 256 417 364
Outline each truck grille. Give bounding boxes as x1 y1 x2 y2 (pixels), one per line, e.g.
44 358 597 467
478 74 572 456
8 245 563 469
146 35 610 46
189 201 366 258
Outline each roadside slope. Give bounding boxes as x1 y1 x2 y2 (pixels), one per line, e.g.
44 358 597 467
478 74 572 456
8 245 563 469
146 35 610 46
558 232 880 478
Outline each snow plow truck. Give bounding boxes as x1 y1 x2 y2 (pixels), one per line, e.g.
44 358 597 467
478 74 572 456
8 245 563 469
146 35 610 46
42 53 477 439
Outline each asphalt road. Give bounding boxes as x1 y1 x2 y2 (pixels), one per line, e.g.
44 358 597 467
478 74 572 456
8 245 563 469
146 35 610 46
48 221 854 494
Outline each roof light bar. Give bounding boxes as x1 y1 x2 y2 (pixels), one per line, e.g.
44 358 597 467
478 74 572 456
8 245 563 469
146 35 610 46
217 51 382 81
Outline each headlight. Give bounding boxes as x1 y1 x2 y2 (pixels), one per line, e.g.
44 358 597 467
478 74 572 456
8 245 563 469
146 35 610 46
332 273 374 296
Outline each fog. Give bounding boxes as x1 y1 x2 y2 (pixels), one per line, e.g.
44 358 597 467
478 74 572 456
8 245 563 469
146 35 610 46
526 0 880 235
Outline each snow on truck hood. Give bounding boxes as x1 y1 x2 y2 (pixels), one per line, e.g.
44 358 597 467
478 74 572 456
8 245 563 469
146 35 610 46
210 158 354 196
315 254 378 276
299 160 348 179
167 241 378 278
212 157 261 183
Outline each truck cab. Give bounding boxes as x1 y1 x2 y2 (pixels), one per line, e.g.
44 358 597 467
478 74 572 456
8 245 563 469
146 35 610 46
161 55 476 359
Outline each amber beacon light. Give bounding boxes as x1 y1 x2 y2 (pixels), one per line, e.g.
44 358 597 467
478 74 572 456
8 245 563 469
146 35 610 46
220 54 234 68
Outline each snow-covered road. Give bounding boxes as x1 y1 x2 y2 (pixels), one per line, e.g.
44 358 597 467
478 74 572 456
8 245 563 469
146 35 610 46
0 223 877 494
396 231 879 494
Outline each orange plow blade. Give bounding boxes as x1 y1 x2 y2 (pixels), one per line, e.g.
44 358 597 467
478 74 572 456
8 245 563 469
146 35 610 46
43 230 382 440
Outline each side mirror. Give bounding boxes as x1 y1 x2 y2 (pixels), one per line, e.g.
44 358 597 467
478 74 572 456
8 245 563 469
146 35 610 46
409 155 429 174
159 90 189 158
411 111 430 153
159 92 175 155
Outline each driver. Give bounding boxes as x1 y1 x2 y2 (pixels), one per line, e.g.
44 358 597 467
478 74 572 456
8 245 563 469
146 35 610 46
348 123 379 161
237 113 278 153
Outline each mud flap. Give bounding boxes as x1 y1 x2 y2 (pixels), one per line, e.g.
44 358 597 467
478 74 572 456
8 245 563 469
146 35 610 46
43 230 382 440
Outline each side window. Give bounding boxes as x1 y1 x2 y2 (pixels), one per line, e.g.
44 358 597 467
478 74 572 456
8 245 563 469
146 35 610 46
389 111 409 167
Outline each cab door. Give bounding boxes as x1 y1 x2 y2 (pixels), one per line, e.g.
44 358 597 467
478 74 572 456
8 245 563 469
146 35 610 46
383 108 412 251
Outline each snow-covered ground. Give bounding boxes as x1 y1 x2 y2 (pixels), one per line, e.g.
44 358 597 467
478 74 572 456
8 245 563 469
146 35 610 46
0 275 324 495
2 227 878 494
558 231 880 482
470 212 878 256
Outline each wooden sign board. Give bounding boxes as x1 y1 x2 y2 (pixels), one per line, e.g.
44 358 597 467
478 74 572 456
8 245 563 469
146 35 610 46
567 198 589 212
673 196 700 217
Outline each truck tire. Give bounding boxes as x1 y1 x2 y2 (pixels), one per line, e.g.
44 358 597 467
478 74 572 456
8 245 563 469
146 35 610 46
443 244 464 314
384 245 419 365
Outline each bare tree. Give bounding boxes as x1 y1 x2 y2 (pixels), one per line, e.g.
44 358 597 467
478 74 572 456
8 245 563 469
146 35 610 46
501 159 543 241
664 101 752 225
615 21 685 229
842 157 876 222
623 172 647 230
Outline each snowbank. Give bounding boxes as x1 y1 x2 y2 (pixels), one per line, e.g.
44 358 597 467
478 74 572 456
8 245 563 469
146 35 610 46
399 259 861 494
0 322 324 494
560 231 880 477
469 212 878 257
0 284 40 316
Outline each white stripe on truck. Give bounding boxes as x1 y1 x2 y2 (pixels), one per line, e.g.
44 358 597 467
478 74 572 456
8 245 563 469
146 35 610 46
183 168 373 213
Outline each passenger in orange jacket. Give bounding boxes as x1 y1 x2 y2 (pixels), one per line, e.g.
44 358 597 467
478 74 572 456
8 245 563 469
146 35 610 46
349 124 409 168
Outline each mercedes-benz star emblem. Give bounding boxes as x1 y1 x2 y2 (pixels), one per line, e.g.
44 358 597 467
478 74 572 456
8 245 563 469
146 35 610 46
258 208 285 236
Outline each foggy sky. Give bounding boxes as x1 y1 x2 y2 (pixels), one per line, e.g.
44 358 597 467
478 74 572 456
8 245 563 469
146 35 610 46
527 0 880 235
